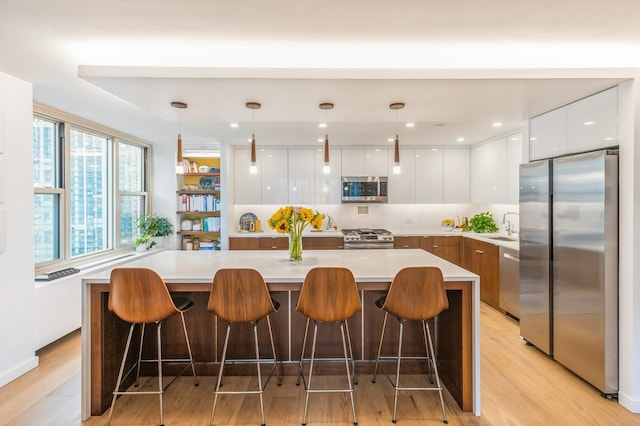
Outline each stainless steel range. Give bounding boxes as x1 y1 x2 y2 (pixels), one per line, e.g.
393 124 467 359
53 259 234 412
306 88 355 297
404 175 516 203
341 228 394 249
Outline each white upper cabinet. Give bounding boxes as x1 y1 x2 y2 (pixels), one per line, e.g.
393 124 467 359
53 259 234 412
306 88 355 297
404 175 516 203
341 148 365 176
288 149 315 205
506 134 522 205
388 148 417 203
443 149 470 203
314 147 343 204
260 149 288 205
415 148 443 204
234 149 262 204
470 137 507 204
364 148 388 176
567 87 618 153
530 106 568 160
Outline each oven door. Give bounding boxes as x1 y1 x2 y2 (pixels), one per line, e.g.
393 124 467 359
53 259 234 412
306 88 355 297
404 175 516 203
343 241 394 249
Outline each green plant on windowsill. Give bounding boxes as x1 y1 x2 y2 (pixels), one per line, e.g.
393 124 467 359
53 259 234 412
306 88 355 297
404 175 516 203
135 214 173 249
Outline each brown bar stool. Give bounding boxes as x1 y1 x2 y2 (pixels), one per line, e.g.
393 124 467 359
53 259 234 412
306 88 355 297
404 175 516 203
107 267 198 426
371 266 449 424
207 268 281 426
296 266 362 426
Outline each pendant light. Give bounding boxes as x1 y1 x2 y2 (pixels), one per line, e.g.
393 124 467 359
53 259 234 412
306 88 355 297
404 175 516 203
319 102 334 174
246 102 261 174
390 102 404 174
171 101 187 173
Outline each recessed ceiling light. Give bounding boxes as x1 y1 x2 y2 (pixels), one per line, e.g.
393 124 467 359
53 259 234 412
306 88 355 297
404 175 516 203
405 122 415 128
603 137 615 141
456 137 465 142
583 121 595 126
247 137 252 142
317 138 324 143
319 123 327 128
530 137 538 141
230 122 239 128
432 148 439 152
492 122 503 127
387 138 394 143
510 136 520 141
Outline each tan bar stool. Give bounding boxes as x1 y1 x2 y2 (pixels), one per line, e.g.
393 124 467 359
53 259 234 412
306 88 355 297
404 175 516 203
371 266 449 424
207 268 281 426
296 266 362 426
107 267 198 426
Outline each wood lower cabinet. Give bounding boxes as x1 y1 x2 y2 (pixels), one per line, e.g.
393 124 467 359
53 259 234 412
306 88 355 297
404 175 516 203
394 236 423 249
462 238 501 312
302 236 343 249
229 236 342 250
423 236 462 265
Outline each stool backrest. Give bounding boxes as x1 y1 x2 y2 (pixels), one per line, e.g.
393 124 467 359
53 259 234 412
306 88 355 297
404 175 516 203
296 267 361 322
382 266 449 321
108 267 177 324
208 268 275 323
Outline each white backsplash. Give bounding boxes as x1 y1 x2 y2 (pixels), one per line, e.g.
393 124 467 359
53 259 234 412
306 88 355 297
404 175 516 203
232 203 518 234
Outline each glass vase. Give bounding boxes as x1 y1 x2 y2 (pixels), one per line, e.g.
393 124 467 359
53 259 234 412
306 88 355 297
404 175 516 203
289 233 303 261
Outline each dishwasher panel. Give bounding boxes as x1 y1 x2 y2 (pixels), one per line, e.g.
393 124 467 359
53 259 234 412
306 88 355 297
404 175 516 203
500 246 520 318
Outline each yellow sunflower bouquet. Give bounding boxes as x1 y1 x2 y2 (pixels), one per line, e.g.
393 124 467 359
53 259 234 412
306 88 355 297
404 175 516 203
268 206 323 260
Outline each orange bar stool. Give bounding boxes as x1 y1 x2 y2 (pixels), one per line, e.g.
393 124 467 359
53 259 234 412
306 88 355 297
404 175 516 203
107 267 198 426
207 268 281 426
296 266 362 426
371 266 449 424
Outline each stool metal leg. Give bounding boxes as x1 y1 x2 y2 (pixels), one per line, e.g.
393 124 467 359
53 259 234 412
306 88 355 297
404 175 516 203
266 315 282 386
179 311 199 386
340 321 358 426
252 321 266 426
392 319 405 424
301 321 318 426
157 321 164 426
424 321 448 424
371 312 389 383
296 317 310 386
134 323 146 386
344 318 357 385
107 323 135 426
209 323 231 426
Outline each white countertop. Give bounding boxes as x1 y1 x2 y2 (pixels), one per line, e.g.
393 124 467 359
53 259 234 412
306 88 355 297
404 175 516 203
81 249 478 284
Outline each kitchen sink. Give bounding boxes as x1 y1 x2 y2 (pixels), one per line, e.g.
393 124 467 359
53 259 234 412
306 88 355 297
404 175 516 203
488 235 519 241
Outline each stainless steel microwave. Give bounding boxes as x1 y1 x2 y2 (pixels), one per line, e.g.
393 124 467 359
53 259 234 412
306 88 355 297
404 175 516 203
341 176 388 203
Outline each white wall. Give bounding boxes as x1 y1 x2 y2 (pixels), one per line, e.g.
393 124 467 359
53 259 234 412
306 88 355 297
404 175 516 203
0 71 38 387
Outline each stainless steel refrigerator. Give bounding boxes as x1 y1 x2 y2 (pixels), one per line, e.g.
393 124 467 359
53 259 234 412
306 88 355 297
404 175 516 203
519 150 618 396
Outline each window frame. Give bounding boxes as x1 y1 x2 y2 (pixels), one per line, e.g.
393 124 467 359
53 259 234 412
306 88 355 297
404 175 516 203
33 103 152 274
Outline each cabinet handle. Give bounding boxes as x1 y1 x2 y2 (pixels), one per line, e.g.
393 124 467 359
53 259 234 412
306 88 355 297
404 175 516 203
403 245 409 248
432 245 439 248
475 249 484 254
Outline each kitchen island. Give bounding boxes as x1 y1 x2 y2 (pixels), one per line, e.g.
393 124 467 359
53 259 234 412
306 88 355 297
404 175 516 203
81 249 480 419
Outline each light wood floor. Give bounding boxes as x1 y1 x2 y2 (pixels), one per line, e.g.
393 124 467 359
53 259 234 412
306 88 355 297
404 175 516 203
1 303 638 425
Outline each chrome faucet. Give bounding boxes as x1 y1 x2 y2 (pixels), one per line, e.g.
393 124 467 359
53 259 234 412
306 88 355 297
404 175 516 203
324 214 334 230
502 212 519 236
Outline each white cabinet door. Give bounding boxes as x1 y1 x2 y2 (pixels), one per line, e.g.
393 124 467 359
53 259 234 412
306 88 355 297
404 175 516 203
388 148 416 203
470 137 507 204
530 107 568 160
506 134 522 205
288 149 315 205
234 149 261 204
365 148 388 176
261 149 288 205
341 149 365 176
567 87 618 153
443 149 469 203
314 148 342 204
415 148 443 204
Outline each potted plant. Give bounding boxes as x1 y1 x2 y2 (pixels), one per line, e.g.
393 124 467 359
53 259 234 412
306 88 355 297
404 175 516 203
134 214 173 250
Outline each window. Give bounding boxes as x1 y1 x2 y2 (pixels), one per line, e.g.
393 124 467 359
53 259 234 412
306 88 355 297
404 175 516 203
33 107 150 270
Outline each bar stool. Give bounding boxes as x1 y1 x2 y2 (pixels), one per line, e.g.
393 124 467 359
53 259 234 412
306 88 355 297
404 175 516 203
296 266 362 426
207 268 281 426
107 267 198 426
371 266 449 424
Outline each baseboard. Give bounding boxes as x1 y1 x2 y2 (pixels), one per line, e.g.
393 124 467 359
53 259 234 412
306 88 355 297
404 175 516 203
0 355 39 388
618 391 640 413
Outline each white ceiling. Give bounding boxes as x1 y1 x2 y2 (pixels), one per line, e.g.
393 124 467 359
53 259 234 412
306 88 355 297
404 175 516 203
1 1 639 152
